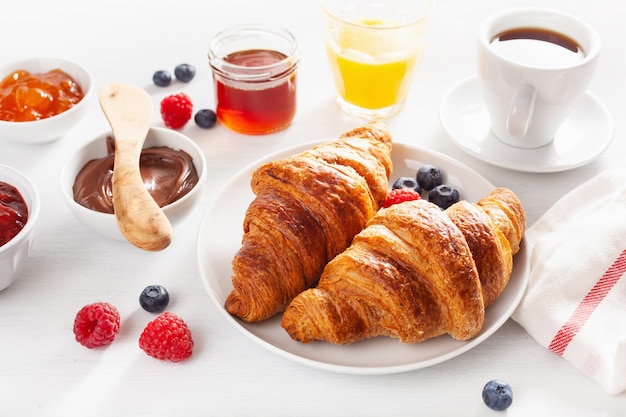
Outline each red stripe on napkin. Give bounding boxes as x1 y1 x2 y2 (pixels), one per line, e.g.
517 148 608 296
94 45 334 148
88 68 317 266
548 249 626 356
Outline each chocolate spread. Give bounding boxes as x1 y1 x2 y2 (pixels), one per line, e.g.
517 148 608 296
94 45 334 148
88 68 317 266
73 136 199 213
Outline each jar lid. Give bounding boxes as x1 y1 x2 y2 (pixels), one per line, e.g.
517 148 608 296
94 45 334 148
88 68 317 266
208 24 300 82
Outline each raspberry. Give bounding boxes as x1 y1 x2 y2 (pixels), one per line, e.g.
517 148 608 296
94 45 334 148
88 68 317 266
73 302 121 349
139 312 193 362
160 92 193 129
382 188 421 208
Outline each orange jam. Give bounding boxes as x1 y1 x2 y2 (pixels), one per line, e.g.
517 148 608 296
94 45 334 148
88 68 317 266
0 69 84 122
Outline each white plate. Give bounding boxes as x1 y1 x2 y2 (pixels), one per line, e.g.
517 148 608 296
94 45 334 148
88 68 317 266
439 76 613 173
197 141 530 374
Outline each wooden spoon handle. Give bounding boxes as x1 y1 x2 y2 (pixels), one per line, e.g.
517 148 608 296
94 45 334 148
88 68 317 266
112 141 173 251
99 83 172 251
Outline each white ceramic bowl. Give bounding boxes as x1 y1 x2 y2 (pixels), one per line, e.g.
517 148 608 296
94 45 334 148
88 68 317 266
0 57 93 144
0 165 40 291
60 127 207 242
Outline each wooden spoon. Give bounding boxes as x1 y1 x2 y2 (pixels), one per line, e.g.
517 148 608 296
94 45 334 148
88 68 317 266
98 82 172 251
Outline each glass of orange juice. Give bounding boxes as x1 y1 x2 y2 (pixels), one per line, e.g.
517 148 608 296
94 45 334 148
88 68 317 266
321 0 435 120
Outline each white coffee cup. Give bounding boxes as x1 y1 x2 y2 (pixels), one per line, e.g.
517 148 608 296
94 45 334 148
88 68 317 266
478 8 601 148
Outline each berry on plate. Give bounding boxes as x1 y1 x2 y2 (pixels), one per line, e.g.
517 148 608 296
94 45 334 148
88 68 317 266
382 188 421 209
391 176 422 193
73 302 121 349
160 92 193 129
482 379 513 411
194 109 217 129
139 312 193 362
139 285 170 313
428 184 460 210
416 165 443 191
174 63 196 83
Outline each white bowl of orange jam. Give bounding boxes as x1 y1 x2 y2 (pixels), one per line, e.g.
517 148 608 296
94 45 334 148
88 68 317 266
59 127 207 243
0 57 93 144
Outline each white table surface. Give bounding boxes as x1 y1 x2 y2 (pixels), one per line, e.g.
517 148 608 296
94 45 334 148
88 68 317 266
1 0 625 415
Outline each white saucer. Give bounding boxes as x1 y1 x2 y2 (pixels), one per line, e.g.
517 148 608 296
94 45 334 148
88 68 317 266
439 76 613 173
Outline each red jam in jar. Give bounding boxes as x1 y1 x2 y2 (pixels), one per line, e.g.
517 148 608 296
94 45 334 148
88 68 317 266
215 49 297 135
209 25 299 135
0 181 28 247
0 69 84 122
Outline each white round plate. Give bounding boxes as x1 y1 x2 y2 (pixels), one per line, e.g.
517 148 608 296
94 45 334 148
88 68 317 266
197 141 530 374
439 76 613 173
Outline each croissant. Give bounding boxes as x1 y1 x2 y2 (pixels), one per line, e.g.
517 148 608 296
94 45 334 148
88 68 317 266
225 122 393 322
281 187 526 344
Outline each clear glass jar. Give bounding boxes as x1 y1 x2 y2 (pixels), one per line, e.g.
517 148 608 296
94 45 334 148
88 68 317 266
208 24 300 135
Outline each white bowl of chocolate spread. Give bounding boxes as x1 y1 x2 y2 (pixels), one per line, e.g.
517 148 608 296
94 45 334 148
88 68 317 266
60 127 206 242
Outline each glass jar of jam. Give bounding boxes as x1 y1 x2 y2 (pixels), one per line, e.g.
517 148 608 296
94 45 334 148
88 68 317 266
208 24 299 135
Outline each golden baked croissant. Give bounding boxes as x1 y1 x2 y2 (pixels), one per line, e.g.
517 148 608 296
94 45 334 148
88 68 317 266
281 187 526 344
225 122 393 322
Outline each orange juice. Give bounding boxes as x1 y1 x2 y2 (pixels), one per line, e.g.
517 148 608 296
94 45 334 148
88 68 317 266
325 17 423 113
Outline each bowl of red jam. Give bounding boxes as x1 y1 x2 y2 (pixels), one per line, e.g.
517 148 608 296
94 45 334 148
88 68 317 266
0 165 41 291
60 127 206 242
0 57 93 144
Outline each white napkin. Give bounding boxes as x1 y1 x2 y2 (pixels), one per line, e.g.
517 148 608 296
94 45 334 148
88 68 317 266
512 169 626 395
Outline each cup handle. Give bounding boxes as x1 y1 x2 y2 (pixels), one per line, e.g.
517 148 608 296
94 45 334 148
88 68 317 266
506 84 536 138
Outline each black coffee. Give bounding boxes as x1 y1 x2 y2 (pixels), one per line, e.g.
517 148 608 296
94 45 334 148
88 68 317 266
490 27 585 69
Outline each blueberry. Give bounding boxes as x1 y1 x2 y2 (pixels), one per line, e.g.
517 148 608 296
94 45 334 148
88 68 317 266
428 184 460 210
174 63 196 83
392 176 422 193
482 380 513 411
139 285 170 313
194 109 217 129
152 70 172 87
416 165 443 191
